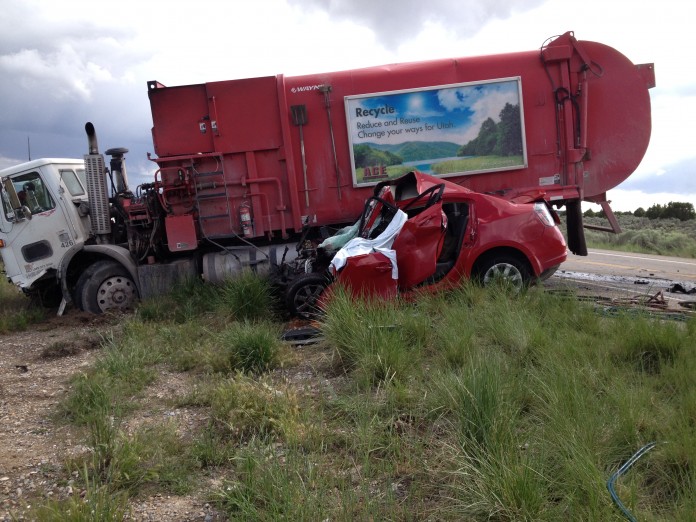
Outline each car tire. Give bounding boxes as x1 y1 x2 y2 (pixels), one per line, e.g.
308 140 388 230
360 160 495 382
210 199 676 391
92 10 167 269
475 254 531 292
285 272 331 319
77 260 138 314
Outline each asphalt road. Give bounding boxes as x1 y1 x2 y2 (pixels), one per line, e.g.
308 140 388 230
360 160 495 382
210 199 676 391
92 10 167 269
549 248 696 310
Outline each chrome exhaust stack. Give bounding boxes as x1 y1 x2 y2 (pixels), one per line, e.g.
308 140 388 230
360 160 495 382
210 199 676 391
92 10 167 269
84 122 111 241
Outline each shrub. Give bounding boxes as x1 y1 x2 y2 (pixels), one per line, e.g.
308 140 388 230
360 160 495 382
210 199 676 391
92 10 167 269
321 288 424 387
217 270 275 321
217 321 281 374
612 315 686 373
209 375 300 441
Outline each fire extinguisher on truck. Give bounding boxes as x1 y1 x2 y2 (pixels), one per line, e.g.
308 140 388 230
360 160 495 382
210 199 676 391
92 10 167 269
239 201 253 237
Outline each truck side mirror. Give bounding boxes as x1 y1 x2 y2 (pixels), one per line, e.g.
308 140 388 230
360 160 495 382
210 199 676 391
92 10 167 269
2 177 32 221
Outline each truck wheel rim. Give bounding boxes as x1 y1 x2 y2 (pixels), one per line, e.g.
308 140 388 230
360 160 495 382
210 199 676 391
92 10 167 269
483 263 523 291
97 276 136 312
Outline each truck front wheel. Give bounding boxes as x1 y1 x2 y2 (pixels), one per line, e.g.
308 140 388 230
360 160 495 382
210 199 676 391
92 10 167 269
76 260 138 314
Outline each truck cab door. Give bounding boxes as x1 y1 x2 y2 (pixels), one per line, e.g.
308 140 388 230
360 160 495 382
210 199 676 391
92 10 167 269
0 171 75 289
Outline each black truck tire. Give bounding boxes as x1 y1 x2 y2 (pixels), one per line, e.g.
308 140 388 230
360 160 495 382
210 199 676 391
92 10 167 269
76 260 138 314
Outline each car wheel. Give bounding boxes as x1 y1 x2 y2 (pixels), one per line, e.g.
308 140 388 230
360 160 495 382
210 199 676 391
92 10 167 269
476 255 531 292
285 272 331 319
78 260 138 314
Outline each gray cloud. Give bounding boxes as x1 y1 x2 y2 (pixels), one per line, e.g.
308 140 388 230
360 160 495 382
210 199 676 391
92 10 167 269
0 2 153 179
289 0 544 48
619 157 696 195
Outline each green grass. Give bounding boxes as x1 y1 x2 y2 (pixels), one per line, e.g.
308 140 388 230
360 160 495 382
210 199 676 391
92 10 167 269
0 267 46 333
432 154 524 174
22 275 696 520
569 215 696 258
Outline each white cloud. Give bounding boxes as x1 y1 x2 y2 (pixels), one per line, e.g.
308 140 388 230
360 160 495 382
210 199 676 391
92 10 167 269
590 189 696 213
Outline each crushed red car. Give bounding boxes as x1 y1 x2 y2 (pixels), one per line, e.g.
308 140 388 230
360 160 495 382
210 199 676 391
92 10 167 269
284 171 567 317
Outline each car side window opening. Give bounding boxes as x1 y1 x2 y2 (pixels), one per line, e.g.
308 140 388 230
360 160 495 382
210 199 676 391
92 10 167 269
437 202 469 263
13 172 55 214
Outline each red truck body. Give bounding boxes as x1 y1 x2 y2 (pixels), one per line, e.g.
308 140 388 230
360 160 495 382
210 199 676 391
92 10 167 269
145 31 654 255
0 31 654 315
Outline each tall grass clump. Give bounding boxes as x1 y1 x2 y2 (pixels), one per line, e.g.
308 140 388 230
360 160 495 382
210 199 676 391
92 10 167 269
216 320 281 374
217 269 275 321
611 313 688 373
30 470 130 521
0 270 46 333
208 374 301 442
429 296 477 368
105 423 195 495
428 352 512 450
447 441 549 521
215 444 344 520
321 286 427 387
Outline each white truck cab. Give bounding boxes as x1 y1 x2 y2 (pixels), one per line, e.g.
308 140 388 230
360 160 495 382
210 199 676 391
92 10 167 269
1 159 90 304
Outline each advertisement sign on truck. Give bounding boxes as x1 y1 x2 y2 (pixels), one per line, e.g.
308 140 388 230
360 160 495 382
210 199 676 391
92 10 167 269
345 77 527 186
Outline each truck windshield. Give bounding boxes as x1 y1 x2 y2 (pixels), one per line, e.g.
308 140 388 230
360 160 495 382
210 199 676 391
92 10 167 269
3 172 56 219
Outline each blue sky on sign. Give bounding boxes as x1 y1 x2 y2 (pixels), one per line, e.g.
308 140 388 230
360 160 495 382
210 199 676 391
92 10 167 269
350 81 520 145
1 0 694 211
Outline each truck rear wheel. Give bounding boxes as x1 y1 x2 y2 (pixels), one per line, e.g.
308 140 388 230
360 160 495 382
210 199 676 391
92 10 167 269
76 260 138 314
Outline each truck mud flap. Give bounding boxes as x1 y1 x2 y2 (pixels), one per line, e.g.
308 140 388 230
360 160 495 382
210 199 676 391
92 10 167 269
566 200 587 256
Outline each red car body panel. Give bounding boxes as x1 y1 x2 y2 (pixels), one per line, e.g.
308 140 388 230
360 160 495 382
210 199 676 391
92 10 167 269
333 171 567 298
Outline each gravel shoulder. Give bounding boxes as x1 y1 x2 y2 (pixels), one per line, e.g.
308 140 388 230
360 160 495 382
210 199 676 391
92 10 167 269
0 312 222 521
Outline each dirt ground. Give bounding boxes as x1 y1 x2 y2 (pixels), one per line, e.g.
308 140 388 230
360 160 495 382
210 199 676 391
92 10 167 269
0 312 223 521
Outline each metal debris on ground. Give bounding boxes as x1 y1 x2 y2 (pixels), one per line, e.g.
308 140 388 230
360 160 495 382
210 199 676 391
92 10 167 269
547 287 696 320
281 325 324 346
667 283 696 294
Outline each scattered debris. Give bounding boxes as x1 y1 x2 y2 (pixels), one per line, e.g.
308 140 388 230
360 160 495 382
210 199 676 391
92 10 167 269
281 325 324 346
646 291 667 306
607 442 659 522
667 283 696 294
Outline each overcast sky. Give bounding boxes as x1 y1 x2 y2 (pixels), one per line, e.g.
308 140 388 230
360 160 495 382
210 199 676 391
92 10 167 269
1 0 694 211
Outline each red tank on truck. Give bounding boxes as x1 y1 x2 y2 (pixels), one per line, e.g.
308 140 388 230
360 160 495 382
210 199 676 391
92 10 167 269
0 31 654 315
